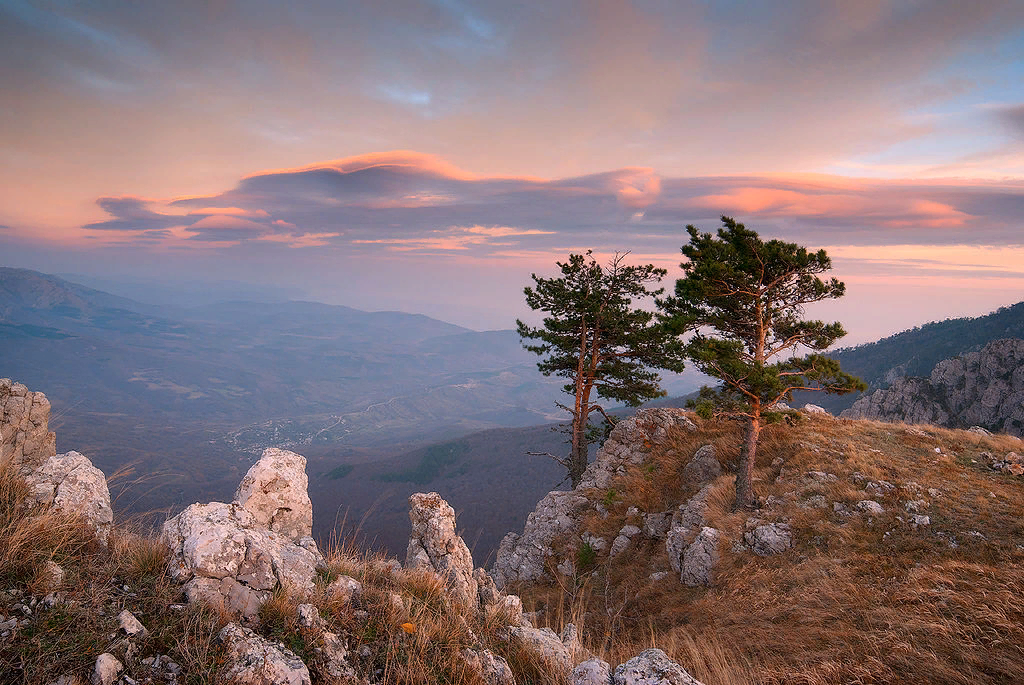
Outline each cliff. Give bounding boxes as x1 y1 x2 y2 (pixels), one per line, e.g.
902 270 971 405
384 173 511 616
840 338 1024 435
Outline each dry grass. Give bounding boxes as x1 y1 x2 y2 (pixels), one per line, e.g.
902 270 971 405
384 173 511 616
520 414 1024 685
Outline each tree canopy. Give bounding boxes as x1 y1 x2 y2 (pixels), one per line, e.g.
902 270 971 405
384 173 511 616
518 251 687 487
659 217 864 509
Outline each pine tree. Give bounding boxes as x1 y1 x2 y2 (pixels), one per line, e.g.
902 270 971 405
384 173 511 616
518 251 687 488
660 217 865 509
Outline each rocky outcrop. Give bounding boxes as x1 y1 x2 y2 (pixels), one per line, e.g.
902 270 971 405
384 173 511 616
743 522 793 556
579 409 697 491
492 490 589 589
461 647 516 685
24 451 113 542
0 379 56 470
405 492 478 609
493 409 696 588
234 448 314 541
842 339 1024 436
510 624 573 673
612 648 705 684
218 623 312 685
162 501 324 619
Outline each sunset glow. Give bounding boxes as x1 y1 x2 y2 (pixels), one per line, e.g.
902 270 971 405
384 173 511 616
2 1 1023 340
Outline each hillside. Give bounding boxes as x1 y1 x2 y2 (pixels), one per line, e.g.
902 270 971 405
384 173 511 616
500 408 1024 684
4 395 1024 684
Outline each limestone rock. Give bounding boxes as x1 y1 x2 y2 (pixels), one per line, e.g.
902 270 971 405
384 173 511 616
665 527 691 575
91 653 123 685
511 625 572 674
579 409 697 491
574 658 612 685
24 451 113 543
612 649 704 685
492 490 589 589
39 560 65 592
609 525 642 558
161 501 324 619
0 380 56 470
234 448 314 541
117 609 147 637
743 523 793 556
462 648 515 685
802 404 829 415
680 527 719 587
405 492 478 609
561 622 584 663
475 567 501 607
219 622 311 685
841 339 1024 436
857 500 885 515
672 484 712 531
327 574 363 606
643 512 673 539
681 444 721 486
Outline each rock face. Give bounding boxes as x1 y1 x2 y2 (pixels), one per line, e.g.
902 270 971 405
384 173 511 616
492 490 589 589
579 409 697 491
161 502 324 619
842 338 1024 436
234 448 313 541
510 624 573 673
679 527 720 587
681 444 721 486
0 379 56 470
218 623 311 685
24 451 113 542
493 409 695 588
405 492 478 609
612 649 704 685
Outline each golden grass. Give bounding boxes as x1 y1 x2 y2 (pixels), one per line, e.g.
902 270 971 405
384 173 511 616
519 414 1024 685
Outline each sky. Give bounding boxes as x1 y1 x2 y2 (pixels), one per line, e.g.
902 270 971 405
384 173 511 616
2 0 1024 344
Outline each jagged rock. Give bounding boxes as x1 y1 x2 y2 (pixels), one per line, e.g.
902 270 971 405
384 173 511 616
475 568 501 607
802 404 829 415
117 609 147 637
574 658 612 685
582 532 609 554
561 622 583 663
609 525 642 558
462 648 515 685
904 500 929 513
612 649 704 684
24 451 113 543
866 480 895 495
492 490 589 589
643 512 673 539
682 445 721 486
680 527 719 586
0 380 56 471
743 522 793 556
911 515 931 527
579 409 697 491
511 625 573 674
234 448 314 541
91 653 123 685
219 622 311 685
672 484 712 531
857 500 885 515
968 426 993 436
327 574 363 606
161 502 324 619
296 604 353 679
405 492 478 609
842 339 1024 436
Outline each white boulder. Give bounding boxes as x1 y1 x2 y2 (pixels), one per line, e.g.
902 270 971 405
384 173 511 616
405 492 478 610
234 448 313 541
24 451 113 543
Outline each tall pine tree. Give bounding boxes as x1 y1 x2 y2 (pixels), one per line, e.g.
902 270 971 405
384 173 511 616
518 251 687 488
660 217 864 509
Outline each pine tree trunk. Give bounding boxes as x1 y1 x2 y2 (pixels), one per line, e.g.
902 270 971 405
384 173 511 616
734 412 760 510
569 427 588 489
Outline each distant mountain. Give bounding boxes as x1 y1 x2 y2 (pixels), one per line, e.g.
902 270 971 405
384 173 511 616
0 268 707 523
793 301 1024 413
